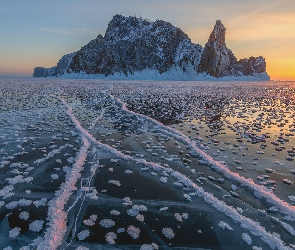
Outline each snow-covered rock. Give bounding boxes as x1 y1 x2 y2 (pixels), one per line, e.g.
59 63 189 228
198 20 269 79
33 53 75 77
33 15 268 81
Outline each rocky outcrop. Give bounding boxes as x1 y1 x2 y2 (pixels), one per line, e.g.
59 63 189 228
235 56 267 75
198 20 267 78
33 53 75 77
68 15 203 76
33 15 269 80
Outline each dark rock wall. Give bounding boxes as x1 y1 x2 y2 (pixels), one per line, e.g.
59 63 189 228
33 15 268 79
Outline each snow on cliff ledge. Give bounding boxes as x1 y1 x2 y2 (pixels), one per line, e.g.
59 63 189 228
33 15 270 81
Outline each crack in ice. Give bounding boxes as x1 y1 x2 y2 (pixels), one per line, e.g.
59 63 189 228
54 94 292 250
104 91 295 219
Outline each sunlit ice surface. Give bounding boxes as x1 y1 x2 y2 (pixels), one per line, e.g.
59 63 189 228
0 78 295 249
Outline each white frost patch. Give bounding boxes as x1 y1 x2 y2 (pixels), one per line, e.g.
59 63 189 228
105 232 117 244
127 225 140 239
83 219 94 226
128 204 147 217
29 220 44 232
162 228 175 239
123 197 132 206
174 213 188 222
174 213 182 222
85 213 94 221
9 227 21 238
0 160 10 168
77 230 90 241
34 145 69 165
183 194 192 201
152 243 159 249
136 214 144 222
271 216 295 236
242 233 252 245
218 221 233 231
110 210 120 216
133 204 147 212
108 180 121 186
0 185 14 197
20 246 30 250
6 175 33 185
51 174 59 180
84 214 97 226
33 198 47 207
127 208 139 217
99 219 115 228
160 177 168 183
125 170 133 174
19 211 29 220
5 199 32 209
288 196 295 202
117 228 125 234
140 244 154 250
75 247 89 250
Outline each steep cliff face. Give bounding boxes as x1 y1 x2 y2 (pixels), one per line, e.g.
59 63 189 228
198 20 267 78
33 53 75 77
198 20 237 77
68 15 203 76
236 56 267 75
33 15 269 80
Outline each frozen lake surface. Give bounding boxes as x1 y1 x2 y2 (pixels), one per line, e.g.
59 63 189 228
0 78 295 250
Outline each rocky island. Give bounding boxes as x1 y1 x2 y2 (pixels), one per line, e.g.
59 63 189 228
33 15 269 80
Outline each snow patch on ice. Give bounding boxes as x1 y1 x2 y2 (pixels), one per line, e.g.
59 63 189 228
77 230 90 241
29 220 44 232
105 232 117 244
99 219 115 228
19 211 29 220
218 221 233 231
242 233 252 245
9 227 21 238
162 227 175 239
127 225 140 239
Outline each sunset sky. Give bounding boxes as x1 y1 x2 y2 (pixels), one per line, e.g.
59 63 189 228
1 0 294 80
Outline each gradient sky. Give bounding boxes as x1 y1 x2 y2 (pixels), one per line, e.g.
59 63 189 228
0 0 294 80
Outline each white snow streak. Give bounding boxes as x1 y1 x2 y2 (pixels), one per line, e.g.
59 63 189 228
37 127 90 250
105 91 295 219
53 94 292 250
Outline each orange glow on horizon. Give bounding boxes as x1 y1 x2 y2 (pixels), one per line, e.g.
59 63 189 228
1 2 295 81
